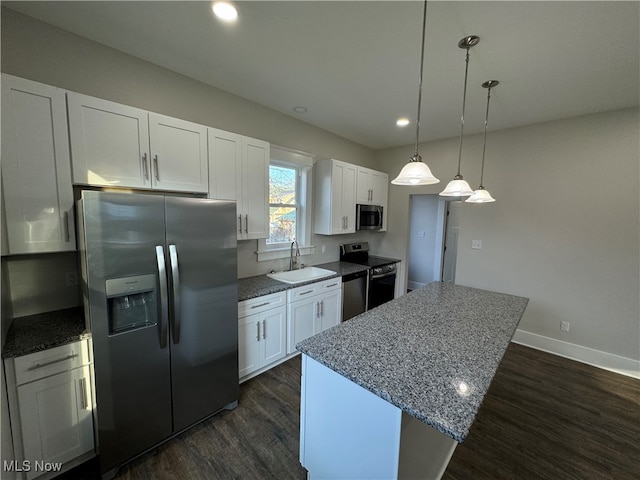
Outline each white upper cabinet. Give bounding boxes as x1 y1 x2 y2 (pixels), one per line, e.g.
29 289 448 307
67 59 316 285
356 166 388 207
314 159 357 235
1 74 76 254
208 127 241 201
207 128 269 240
68 93 208 193
148 113 208 193
240 137 269 240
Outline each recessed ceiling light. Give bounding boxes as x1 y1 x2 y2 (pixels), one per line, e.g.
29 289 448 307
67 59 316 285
212 2 238 22
293 106 308 114
396 118 410 127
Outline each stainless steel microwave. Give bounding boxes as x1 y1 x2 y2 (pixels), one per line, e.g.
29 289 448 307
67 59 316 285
356 204 383 230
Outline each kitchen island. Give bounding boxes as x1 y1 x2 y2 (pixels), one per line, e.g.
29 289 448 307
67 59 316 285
296 282 528 480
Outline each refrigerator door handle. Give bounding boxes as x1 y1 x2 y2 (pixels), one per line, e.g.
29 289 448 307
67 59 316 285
155 245 169 348
169 244 181 344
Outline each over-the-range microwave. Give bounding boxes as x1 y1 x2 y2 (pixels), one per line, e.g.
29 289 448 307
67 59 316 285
356 204 383 230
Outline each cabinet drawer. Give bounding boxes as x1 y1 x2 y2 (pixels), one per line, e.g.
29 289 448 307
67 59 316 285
14 339 92 385
238 291 286 319
317 278 341 292
287 283 321 303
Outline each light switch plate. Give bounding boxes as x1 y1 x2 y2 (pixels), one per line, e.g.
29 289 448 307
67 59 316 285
471 240 483 250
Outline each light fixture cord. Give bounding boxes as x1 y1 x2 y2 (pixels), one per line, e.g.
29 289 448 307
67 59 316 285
412 0 428 162
456 47 471 176
479 85 492 188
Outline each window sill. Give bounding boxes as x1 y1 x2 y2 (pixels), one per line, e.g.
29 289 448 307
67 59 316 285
256 245 315 262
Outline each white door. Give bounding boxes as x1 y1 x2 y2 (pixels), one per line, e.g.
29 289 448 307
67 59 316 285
262 306 287 366
442 201 461 283
1 74 76 254
149 113 208 193
67 92 150 188
17 366 94 479
241 137 269 239
238 315 261 378
318 288 342 332
208 128 241 201
287 297 318 354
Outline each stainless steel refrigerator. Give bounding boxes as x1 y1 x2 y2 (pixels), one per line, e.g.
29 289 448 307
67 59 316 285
77 190 239 477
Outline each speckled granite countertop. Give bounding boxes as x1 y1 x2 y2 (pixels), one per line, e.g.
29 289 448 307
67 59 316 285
238 261 368 301
2 307 89 359
296 282 528 443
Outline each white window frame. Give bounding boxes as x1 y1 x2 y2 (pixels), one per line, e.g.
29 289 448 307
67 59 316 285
257 146 314 262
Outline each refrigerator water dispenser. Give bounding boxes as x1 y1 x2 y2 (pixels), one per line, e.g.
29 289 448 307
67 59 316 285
106 274 157 334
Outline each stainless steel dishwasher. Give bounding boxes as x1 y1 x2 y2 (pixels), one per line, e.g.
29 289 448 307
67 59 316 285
342 270 368 321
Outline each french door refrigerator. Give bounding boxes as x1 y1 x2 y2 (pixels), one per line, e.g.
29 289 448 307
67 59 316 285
77 190 239 477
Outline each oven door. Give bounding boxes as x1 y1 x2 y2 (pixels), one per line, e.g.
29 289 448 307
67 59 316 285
356 205 383 230
368 270 396 309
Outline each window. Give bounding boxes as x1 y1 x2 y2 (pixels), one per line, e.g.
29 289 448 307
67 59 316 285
257 146 313 261
268 163 299 246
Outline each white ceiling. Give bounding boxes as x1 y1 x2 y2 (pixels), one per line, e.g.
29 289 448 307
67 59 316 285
5 1 639 150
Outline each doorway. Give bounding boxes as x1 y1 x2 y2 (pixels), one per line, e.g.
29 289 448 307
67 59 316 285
407 196 460 290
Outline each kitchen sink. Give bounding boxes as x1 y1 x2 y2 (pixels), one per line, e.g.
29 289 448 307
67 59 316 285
267 267 336 284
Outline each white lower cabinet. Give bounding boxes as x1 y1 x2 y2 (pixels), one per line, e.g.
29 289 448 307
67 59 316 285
287 278 342 354
238 292 287 381
4 340 95 480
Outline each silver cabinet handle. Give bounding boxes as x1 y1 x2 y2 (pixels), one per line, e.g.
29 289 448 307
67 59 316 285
345 216 348 229
320 299 324 316
63 211 70 242
155 246 169 348
169 244 181 344
79 377 88 410
238 215 243 234
142 153 149 180
325 283 338 288
299 290 314 296
154 154 159 180
245 214 248 234
251 302 270 309
262 319 266 339
315 301 320 318
27 353 77 371
256 321 260 342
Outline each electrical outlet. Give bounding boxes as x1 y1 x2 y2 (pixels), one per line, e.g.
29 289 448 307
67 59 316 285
65 271 78 287
471 240 483 250
321 244 326 253
560 321 570 332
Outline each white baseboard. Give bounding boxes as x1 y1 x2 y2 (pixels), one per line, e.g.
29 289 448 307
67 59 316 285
512 329 640 379
407 280 426 291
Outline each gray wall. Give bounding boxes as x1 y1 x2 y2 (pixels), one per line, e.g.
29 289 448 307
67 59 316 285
374 108 640 363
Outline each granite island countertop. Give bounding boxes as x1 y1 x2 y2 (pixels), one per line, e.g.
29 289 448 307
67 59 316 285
238 261 369 301
296 282 528 443
2 307 89 359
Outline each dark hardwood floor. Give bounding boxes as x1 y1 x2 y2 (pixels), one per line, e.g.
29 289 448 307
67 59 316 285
66 343 639 479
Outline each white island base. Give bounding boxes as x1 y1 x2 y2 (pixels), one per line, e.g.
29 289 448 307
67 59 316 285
300 355 458 480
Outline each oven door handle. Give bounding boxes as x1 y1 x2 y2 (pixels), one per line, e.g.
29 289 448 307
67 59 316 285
370 271 396 280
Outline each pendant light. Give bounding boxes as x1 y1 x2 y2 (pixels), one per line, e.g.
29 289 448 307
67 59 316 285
440 36 479 197
466 80 498 203
391 1 439 186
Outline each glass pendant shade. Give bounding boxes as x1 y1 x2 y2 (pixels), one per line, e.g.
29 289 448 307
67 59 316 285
391 158 439 185
439 176 474 196
465 187 495 203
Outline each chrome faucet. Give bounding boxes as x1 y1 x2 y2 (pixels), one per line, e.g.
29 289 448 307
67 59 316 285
290 240 301 271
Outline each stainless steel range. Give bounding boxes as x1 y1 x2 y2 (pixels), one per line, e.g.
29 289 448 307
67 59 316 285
340 242 399 309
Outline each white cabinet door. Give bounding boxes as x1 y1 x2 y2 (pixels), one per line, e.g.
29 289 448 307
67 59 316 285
287 296 318 355
318 287 342 332
148 113 208 193
238 315 262 379
356 167 372 204
67 92 150 189
315 159 357 235
239 305 286 378
239 137 269 240
340 162 357 233
17 366 94 480
1 74 76 254
370 170 388 207
261 307 287 366
208 127 241 201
